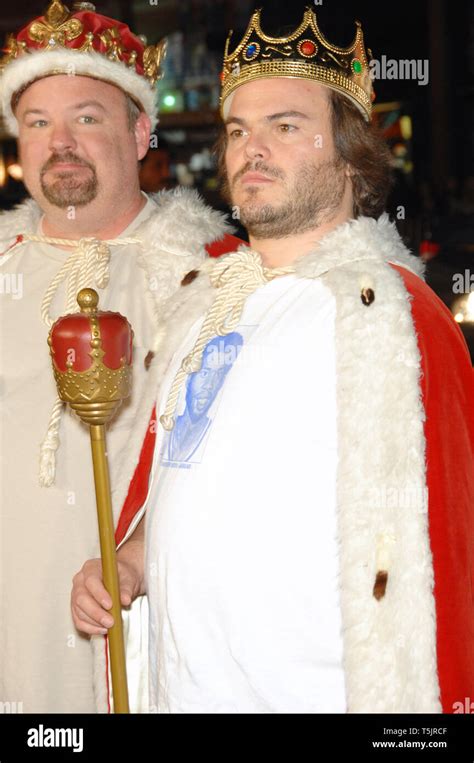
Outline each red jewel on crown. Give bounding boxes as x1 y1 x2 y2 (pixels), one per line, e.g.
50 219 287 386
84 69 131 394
298 40 317 58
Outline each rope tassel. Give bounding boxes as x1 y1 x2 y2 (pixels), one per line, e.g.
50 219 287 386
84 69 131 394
39 396 64 487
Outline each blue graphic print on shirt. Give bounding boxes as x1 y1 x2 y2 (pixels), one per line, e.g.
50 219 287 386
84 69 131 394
161 332 243 466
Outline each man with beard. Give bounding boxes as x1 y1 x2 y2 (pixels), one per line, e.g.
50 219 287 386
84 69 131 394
72 8 474 713
0 0 238 713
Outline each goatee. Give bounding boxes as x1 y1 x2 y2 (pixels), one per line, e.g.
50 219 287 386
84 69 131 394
40 151 98 208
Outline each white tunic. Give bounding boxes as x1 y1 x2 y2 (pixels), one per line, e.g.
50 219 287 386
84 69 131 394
0 197 157 712
146 274 346 713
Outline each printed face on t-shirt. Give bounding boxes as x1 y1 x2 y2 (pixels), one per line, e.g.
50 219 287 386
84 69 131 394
160 331 244 466
185 334 243 422
186 361 227 420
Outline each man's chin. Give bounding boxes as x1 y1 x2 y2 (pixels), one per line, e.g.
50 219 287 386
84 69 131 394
234 186 279 201
232 188 283 212
238 202 281 226
190 404 210 419
41 182 98 208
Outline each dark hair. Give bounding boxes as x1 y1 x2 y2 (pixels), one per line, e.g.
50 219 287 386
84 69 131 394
328 89 394 218
213 86 394 219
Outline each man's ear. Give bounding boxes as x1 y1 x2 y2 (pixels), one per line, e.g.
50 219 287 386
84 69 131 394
345 163 355 180
135 112 151 161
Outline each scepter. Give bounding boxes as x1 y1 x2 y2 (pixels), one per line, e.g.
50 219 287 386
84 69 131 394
48 287 132 714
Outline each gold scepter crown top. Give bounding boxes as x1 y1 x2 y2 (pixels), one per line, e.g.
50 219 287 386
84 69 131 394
220 6 375 121
47 288 133 426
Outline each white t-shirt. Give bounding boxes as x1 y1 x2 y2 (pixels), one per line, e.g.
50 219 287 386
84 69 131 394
145 273 346 713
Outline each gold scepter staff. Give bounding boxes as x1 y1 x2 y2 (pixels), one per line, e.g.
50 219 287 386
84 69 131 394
48 287 133 713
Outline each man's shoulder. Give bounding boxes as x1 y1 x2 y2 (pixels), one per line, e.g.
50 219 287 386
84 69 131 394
391 262 456 326
135 188 235 263
147 188 231 239
391 262 473 372
0 198 41 244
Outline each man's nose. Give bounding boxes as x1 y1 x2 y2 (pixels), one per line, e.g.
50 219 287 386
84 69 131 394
244 131 270 162
48 122 77 153
201 376 214 391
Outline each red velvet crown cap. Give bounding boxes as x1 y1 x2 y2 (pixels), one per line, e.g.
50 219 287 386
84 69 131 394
50 310 133 373
14 9 147 76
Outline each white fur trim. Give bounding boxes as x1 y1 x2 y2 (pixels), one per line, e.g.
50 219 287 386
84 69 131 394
294 213 426 280
322 257 440 712
1 49 159 136
0 188 231 274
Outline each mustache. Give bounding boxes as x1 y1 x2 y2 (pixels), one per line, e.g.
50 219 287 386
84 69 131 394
231 160 285 187
41 152 95 175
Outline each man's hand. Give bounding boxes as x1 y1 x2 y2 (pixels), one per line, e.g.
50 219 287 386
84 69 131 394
71 557 142 635
71 516 146 636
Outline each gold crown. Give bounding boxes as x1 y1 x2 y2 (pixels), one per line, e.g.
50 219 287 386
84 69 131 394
220 7 375 121
0 1 166 135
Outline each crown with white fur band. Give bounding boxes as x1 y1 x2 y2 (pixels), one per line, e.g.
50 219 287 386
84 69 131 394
0 0 167 136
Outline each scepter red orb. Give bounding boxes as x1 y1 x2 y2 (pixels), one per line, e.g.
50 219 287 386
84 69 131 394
51 311 133 372
48 288 134 425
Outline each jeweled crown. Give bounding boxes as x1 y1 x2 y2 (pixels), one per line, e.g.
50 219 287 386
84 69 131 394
220 7 375 121
0 0 166 135
1 0 166 87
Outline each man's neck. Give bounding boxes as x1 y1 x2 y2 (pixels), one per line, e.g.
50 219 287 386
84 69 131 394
249 210 352 269
41 193 147 243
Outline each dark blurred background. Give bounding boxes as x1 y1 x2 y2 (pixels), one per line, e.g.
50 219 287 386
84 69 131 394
1 0 473 359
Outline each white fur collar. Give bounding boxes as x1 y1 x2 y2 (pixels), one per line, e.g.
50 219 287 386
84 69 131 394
294 213 425 280
135 188 231 259
0 187 232 259
0 188 233 313
205 213 424 282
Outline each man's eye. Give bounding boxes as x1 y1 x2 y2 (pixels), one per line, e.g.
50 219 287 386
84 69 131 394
29 119 48 128
228 129 244 139
278 124 296 133
78 115 97 124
